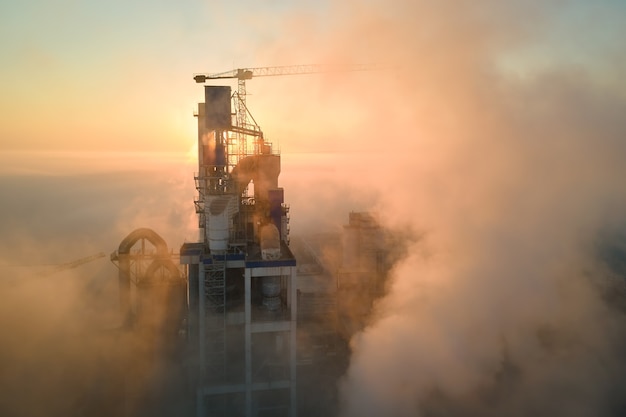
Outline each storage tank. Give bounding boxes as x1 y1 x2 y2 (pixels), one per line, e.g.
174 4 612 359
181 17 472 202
261 276 281 311
260 223 281 260
205 195 237 252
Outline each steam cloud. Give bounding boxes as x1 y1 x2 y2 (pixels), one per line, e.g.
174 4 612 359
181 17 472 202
1 1 625 415
0 154 197 416
260 0 626 415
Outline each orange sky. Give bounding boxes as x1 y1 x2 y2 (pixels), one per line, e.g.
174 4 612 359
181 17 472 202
1 0 624 155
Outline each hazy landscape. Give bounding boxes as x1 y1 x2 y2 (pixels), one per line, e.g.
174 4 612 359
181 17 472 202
2 0 626 416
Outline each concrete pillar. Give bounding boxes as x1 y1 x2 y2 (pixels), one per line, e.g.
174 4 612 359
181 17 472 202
198 265 206 375
245 268 252 417
290 266 297 417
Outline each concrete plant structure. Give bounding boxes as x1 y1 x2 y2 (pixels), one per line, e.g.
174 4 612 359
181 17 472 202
181 75 297 417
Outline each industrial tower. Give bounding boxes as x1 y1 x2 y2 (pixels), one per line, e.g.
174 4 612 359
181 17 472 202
181 71 297 417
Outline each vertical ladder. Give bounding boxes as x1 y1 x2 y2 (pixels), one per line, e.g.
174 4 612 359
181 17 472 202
205 258 226 380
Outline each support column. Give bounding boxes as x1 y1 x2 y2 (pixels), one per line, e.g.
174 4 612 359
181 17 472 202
289 266 297 417
245 268 252 417
199 264 206 375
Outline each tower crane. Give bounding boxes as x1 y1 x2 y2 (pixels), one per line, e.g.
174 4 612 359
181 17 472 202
193 64 384 135
190 64 386 240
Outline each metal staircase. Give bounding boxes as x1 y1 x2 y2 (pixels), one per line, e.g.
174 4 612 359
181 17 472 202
206 259 225 311
204 258 226 379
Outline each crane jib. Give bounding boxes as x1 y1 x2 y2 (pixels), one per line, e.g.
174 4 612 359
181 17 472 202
193 63 387 83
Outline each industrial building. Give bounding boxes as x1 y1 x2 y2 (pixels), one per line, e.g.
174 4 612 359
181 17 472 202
180 71 298 417
109 68 400 417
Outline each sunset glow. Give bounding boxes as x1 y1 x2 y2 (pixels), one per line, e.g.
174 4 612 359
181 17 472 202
1 0 626 416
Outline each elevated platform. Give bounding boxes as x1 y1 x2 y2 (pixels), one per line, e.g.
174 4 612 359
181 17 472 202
181 241 296 268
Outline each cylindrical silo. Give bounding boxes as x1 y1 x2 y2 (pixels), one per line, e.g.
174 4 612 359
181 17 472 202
260 223 281 260
205 195 236 252
261 276 281 311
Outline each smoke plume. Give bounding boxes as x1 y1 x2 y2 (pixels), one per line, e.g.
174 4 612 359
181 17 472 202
255 0 626 415
2 1 625 415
